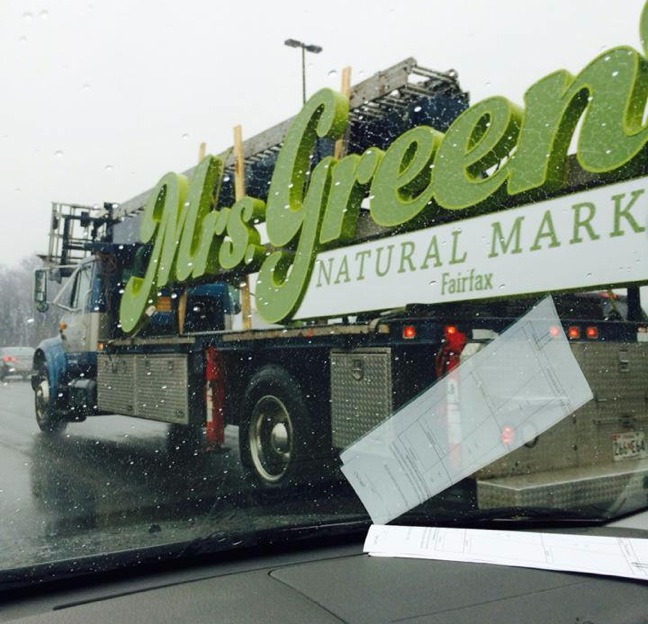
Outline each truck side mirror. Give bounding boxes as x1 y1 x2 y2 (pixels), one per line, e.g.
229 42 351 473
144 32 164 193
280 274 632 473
34 269 49 313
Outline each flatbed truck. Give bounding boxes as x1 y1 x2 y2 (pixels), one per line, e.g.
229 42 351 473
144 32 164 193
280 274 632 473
32 56 648 511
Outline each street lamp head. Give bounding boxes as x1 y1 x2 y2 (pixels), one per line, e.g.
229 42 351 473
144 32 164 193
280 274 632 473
284 39 323 54
284 38 323 104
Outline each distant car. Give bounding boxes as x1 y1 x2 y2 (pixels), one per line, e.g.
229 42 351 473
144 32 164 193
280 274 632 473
0 347 35 381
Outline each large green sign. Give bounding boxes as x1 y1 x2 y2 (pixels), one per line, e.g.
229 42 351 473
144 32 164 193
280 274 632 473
119 3 648 333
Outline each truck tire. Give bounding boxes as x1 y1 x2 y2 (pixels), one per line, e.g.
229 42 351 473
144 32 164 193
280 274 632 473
239 365 315 490
34 362 67 435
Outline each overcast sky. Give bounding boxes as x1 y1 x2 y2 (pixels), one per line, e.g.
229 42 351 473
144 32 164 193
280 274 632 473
0 0 646 266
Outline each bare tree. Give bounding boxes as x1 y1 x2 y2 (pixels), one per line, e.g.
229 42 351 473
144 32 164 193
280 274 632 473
0 257 60 347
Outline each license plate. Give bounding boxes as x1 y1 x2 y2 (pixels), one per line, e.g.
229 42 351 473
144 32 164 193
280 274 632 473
612 431 647 462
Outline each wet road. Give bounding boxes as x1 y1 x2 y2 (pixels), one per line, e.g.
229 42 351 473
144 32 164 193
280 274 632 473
0 379 366 570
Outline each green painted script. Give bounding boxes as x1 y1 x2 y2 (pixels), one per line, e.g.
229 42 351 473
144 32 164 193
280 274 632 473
119 2 648 332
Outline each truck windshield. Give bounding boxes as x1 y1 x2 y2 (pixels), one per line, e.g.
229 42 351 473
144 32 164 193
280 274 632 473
0 0 647 597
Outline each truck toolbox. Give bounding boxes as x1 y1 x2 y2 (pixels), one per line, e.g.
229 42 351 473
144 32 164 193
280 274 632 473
97 353 190 424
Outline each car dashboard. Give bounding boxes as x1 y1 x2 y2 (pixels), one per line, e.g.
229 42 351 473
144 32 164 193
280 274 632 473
2 515 647 624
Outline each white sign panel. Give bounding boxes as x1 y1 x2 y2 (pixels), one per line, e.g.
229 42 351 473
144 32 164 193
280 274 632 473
340 297 593 525
295 177 648 319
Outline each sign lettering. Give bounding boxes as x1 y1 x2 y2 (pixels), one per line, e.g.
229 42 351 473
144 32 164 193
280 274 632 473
294 178 647 318
119 2 648 332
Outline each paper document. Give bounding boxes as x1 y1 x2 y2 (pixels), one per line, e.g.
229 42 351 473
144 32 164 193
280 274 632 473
364 525 648 582
340 297 593 524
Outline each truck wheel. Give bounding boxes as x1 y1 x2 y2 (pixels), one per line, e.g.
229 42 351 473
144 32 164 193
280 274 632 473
34 363 67 435
240 366 314 490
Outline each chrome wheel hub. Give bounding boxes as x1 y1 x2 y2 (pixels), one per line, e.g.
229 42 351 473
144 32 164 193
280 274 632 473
249 395 293 483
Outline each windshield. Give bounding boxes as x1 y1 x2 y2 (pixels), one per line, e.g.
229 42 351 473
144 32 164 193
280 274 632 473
0 0 647 590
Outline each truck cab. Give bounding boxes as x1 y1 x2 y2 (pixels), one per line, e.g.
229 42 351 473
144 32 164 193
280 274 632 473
32 250 116 432
32 226 238 435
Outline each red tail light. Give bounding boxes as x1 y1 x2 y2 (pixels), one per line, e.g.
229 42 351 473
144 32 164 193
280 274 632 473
2 356 16 363
567 326 581 340
586 326 598 340
402 325 416 340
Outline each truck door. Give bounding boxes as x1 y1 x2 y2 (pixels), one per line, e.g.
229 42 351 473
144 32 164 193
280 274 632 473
58 261 96 354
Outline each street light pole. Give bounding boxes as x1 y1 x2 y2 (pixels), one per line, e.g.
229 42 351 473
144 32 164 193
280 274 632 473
284 38 323 104
300 45 306 104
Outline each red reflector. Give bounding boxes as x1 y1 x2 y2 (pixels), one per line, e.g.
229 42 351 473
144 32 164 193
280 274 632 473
586 326 598 339
567 326 581 340
403 325 416 340
205 347 225 447
500 426 515 445
549 325 561 337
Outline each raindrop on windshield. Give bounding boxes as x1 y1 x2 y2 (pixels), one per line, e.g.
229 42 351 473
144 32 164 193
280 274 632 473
39 10 49 20
105 164 113 173
22 12 33 22
54 150 63 158
328 70 338 79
